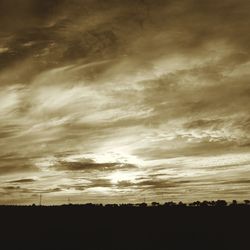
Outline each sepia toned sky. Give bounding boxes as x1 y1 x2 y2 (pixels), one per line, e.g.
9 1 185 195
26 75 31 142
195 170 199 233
1 0 250 205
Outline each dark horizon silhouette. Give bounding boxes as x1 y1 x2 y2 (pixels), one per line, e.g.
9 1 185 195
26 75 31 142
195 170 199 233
1 199 250 208
1 199 249 249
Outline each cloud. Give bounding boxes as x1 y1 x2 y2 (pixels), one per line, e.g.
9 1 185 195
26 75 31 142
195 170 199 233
7 178 36 183
53 159 137 172
0 47 9 53
0 163 37 175
68 179 113 191
1 0 250 203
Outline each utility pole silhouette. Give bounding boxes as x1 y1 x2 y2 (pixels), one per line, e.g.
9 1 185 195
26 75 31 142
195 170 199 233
39 194 42 206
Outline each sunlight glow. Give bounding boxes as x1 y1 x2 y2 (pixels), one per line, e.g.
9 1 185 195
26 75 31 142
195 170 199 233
108 171 138 184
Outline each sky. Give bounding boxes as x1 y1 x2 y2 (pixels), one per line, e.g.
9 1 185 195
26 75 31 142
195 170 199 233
1 0 250 205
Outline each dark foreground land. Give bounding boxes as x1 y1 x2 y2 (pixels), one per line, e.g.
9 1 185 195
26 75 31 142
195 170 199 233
0 204 250 250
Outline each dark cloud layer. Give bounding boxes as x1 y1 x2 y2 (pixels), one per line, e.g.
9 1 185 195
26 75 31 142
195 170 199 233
7 178 36 183
54 159 137 172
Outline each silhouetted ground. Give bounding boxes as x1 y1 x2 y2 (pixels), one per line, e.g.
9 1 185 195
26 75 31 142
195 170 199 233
0 203 249 249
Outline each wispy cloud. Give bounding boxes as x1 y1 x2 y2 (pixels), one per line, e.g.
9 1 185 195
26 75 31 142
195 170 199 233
1 0 250 204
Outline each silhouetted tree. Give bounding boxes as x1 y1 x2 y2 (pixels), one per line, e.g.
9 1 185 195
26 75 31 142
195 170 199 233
151 202 160 207
178 201 186 207
138 202 147 207
189 201 201 207
163 201 176 207
244 200 250 205
201 201 209 207
215 200 227 207
231 200 237 206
